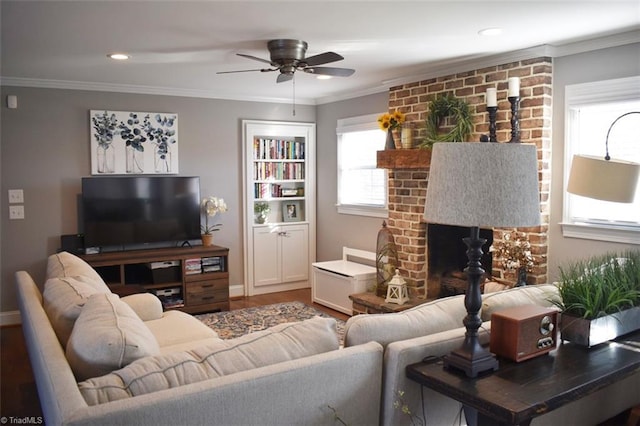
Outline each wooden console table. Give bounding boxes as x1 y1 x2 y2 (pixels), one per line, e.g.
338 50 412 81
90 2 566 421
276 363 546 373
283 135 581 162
406 329 640 426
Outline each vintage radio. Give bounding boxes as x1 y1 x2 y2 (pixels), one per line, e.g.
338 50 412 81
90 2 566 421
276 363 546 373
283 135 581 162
489 305 558 362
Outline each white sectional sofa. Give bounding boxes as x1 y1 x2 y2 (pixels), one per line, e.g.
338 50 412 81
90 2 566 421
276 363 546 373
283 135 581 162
15 252 383 426
15 251 640 425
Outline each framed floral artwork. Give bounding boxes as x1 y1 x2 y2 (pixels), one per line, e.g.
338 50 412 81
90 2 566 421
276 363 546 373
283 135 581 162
90 110 179 174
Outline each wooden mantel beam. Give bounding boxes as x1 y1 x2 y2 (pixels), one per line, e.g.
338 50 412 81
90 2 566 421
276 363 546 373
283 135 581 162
376 149 432 169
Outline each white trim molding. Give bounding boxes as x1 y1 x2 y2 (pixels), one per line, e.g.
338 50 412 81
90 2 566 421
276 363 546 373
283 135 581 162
561 222 640 245
0 310 22 326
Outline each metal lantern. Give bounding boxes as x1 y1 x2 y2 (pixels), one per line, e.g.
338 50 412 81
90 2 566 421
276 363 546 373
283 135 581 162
385 269 410 305
376 220 398 297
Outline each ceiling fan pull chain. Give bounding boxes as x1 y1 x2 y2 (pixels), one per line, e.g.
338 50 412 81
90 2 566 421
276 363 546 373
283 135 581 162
292 74 296 116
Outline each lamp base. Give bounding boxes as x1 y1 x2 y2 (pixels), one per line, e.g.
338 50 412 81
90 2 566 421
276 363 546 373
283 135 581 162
443 347 499 378
443 226 500 378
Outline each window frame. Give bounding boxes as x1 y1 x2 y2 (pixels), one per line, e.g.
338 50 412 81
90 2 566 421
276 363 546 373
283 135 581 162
336 113 388 218
562 76 640 244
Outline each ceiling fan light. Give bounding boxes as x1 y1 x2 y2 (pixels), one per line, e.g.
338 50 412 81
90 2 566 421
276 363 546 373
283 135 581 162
317 75 332 80
478 28 503 36
108 53 130 60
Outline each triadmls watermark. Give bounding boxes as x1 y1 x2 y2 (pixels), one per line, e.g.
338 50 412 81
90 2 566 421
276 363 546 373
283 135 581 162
1 416 43 425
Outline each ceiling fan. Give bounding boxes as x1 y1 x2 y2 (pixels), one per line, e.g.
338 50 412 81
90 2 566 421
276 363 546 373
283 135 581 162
217 39 355 83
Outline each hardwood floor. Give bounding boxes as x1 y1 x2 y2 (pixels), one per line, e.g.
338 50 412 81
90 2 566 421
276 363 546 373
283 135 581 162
0 288 347 419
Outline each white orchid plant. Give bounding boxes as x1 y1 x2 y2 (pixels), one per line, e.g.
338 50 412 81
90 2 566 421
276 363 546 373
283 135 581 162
201 196 228 235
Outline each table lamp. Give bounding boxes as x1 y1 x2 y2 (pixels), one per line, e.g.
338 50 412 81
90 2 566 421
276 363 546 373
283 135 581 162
424 142 541 377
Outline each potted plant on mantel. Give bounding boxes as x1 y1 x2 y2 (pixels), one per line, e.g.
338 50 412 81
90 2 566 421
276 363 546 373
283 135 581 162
201 196 228 246
552 250 640 347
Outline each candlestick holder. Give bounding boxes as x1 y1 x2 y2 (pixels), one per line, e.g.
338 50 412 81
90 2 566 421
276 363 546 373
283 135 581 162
487 106 498 142
508 96 521 143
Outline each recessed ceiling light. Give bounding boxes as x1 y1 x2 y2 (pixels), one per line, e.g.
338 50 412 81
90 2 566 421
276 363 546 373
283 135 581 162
316 75 332 80
108 53 130 60
478 28 503 36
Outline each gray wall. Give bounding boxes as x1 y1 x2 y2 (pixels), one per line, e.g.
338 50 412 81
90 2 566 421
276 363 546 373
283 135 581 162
2 42 639 314
547 42 640 281
315 92 389 262
0 86 314 313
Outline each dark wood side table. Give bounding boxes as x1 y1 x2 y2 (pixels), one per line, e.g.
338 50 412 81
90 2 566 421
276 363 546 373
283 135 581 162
406 330 640 426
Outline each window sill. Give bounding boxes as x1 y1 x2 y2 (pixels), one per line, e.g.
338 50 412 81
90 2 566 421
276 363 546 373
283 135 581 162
337 205 388 218
561 222 640 244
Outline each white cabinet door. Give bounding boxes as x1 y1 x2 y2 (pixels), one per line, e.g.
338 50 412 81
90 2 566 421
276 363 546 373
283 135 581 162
253 224 308 286
253 227 281 287
281 224 308 283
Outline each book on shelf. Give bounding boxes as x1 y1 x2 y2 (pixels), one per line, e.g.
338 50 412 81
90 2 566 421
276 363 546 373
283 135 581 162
202 256 225 272
253 138 305 160
185 258 202 274
161 298 184 309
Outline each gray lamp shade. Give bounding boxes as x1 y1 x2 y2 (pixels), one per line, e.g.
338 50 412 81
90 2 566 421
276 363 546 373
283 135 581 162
424 142 541 228
567 154 640 203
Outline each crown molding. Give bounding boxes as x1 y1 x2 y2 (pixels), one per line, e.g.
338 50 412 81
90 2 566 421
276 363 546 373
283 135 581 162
0 77 317 105
551 29 640 58
316 46 554 105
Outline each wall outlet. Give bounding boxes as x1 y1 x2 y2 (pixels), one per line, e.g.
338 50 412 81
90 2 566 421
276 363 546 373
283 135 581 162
8 189 24 204
9 205 25 220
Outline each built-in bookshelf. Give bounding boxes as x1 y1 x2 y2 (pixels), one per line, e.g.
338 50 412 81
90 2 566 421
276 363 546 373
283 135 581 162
242 120 316 297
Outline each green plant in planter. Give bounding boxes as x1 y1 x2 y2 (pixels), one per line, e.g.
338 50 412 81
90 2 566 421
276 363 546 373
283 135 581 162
552 250 640 319
254 202 271 224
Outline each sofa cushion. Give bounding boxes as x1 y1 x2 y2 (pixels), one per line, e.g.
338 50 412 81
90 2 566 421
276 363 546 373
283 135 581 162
43 276 111 346
481 284 560 321
120 293 164 322
46 251 107 289
343 294 468 348
66 293 160 381
78 317 339 405
144 309 219 350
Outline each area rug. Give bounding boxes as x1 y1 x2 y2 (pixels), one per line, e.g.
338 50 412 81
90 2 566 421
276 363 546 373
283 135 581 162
194 301 346 343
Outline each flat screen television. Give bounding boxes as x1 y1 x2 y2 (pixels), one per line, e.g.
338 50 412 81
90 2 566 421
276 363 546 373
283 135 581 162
81 176 201 250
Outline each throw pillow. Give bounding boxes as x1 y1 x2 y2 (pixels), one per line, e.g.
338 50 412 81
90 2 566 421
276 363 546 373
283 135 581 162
78 316 339 405
43 275 111 347
46 251 107 288
66 293 160 381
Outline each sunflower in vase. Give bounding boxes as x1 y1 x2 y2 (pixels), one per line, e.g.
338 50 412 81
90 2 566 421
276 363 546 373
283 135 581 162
378 110 406 149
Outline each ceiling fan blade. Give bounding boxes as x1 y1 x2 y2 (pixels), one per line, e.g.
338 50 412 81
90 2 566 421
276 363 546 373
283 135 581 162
277 73 293 83
303 51 344 66
217 68 276 74
237 53 275 66
304 66 355 77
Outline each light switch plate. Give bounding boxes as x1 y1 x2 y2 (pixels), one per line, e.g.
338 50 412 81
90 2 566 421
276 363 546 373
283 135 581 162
8 189 24 204
9 205 25 220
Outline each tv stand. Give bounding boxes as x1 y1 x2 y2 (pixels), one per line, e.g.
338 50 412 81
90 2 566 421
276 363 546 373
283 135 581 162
80 245 229 314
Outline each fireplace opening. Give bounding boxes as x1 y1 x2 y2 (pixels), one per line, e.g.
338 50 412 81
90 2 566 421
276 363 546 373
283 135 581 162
427 224 493 297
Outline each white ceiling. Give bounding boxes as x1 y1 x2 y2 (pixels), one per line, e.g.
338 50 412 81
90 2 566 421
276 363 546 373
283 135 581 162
2 1 639 105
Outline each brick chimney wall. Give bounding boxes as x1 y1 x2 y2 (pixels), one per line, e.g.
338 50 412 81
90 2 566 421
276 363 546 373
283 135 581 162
386 57 552 298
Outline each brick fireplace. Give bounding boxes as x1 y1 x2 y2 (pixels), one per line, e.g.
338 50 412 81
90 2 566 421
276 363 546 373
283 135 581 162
379 57 552 299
